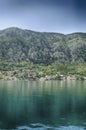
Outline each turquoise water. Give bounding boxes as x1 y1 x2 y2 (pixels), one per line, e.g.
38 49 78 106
0 80 86 129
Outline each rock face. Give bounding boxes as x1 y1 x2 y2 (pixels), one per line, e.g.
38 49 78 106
0 27 86 64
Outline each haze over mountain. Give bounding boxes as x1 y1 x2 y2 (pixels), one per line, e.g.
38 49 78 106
0 27 86 64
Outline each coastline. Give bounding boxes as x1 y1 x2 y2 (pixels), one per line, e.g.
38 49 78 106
0 74 86 81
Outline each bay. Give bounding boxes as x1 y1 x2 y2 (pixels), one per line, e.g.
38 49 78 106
0 80 86 129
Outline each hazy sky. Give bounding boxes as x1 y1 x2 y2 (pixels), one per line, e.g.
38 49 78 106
0 0 86 33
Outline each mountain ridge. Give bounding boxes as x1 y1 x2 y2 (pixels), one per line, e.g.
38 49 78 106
0 27 86 64
1 27 86 34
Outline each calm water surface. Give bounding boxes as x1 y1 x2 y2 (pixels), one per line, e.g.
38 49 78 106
0 80 86 130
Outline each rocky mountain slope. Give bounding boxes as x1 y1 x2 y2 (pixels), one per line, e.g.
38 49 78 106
0 27 86 64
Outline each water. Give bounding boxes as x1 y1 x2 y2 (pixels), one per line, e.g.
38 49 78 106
0 80 86 129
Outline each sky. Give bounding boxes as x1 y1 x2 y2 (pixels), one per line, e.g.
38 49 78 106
0 0 86 34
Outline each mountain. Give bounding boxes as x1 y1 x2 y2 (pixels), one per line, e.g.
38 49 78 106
0 27 86 64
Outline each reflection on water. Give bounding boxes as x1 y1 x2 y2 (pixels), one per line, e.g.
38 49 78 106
0 80 86 129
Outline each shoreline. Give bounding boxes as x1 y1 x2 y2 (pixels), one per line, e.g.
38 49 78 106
0 75 86 81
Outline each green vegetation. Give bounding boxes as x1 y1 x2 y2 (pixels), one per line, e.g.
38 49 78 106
0 28 86 80
0 61 86 80
0 27 86 64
